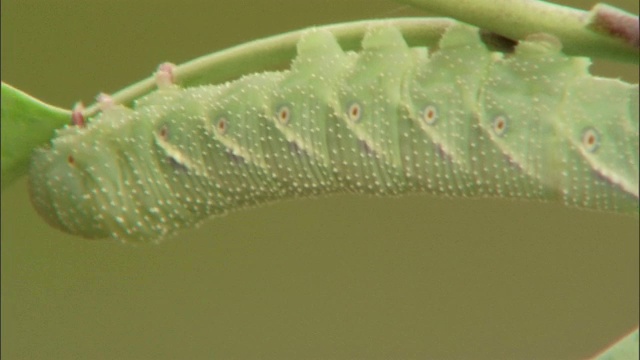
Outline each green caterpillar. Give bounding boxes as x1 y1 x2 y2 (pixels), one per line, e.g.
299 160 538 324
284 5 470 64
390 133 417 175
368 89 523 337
29 23 639 243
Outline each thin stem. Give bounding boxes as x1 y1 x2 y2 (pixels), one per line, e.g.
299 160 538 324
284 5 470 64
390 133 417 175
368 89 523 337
588 327 639 360
392 0 639 63
83 18 454 118
587 3 640 48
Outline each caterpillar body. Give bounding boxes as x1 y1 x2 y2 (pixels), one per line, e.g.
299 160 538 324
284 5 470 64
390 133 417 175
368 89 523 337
29 23 639 243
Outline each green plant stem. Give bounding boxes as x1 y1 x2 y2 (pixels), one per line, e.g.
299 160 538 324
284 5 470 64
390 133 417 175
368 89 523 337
591 327 639 360
82 18 454 118
392 0 639 63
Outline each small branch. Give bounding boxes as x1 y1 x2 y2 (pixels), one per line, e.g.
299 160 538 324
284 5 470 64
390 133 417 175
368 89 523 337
587 3 640 48
588 327 639 360
83 18 454 118
392 0 639 63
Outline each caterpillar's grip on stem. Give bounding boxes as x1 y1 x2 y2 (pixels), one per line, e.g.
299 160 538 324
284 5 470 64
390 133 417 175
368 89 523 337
29 23 639 243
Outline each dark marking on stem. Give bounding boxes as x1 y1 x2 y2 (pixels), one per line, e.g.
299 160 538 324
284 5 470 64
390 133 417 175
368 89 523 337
479 30 517 53
71 103 86 127
587 4 640 48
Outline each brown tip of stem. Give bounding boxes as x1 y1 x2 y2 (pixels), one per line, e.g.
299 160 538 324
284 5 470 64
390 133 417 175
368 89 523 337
586 3 639 48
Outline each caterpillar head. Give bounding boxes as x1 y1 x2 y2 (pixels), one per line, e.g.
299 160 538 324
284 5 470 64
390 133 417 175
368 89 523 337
28 97 203 243
29 106 135 240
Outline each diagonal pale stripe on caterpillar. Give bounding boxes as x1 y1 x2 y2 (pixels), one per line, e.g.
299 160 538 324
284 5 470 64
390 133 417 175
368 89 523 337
28 23 639 243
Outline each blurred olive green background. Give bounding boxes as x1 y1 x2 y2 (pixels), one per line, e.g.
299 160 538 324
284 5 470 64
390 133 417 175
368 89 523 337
1 1 638 359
